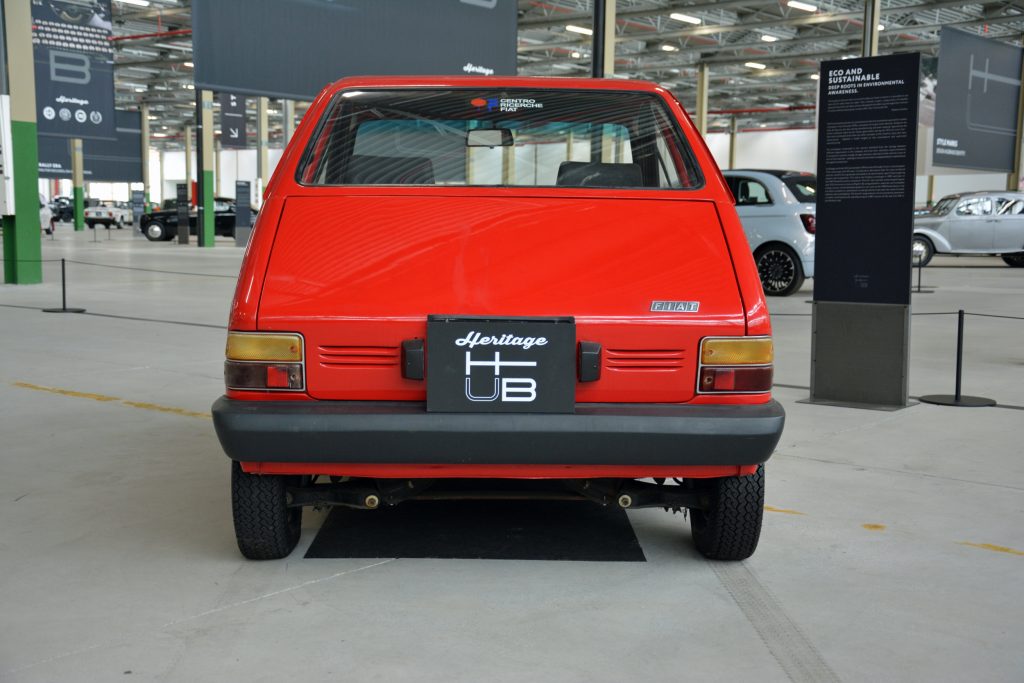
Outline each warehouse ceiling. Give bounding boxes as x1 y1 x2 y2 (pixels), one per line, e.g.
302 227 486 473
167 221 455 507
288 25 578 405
108 0 1024 148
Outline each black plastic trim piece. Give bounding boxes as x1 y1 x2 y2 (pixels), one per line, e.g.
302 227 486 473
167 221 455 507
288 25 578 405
212 397 784 467
401 339 424 380
578 341 602 382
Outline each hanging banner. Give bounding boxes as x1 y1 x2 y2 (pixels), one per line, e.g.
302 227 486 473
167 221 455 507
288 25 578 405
814 53 921 306
218 93 247 149
933 29 1023 172
37 110 142 181
193 0 516 100
32 0 117 140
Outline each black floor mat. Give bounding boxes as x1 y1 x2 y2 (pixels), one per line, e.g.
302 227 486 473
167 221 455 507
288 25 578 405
304 499 646 562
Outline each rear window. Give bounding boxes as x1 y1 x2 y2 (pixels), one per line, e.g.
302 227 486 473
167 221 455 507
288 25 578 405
297 89 703 190
782 175 816 203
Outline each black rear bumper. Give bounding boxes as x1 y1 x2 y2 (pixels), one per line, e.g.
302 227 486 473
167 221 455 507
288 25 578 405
212 397 785 467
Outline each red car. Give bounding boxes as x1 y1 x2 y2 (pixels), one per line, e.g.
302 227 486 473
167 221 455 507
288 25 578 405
213 76 784 561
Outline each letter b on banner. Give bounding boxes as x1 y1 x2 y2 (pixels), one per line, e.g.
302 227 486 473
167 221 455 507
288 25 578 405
50 51 91 85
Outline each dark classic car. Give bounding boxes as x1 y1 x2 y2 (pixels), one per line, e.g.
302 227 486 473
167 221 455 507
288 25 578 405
139 197 253 241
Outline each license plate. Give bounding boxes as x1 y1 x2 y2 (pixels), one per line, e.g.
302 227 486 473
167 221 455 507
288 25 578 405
426 316 576 413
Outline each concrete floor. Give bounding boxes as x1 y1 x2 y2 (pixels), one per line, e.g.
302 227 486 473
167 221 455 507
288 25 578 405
1 228 1022 682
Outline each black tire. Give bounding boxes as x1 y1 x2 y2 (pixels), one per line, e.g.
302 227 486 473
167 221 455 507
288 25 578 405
689 465 765 561
231 461 302 560
143 220 167 241
116 218 124 230
912 235 934 267
755 244 805 296
1001 252 1024 267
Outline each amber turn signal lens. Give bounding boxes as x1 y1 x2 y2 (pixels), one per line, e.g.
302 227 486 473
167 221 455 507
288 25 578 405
700 337 773 365
226 333 303 362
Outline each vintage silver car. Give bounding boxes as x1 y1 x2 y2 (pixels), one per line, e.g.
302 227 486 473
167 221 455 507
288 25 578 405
722 169 816 296
913 191 1024 267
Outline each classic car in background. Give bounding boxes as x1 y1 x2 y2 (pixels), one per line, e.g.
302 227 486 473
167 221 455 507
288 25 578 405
85 200 134 229
139 197 251 241
722 169 816 296
913 192 1024 267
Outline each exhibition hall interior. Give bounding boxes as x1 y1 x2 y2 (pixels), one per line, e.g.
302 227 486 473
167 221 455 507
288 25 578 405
2 1 1023 681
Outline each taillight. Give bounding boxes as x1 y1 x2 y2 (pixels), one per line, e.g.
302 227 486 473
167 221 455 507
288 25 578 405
224 332 305 391
697 337 773 394
800 213 816 234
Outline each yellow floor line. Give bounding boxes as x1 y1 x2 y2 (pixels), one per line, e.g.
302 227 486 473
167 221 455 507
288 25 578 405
862 524 886 531
765 505 806 515
13 381 120 402
958 542 1024 557
13 381 211 420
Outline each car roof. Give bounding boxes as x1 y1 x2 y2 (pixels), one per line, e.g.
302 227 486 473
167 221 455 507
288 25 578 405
325 75 668 96
939 191 1024 200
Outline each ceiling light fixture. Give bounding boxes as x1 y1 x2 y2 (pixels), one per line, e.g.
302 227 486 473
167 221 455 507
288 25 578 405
183 61 194 68
787 1 817 12
760 35 778 42
115 0 151 7
661 44 679 52
669 13 701 25
877 24 885 30
565 25 593 36
745 62 767 70
809 73 820 80
571 51 581 58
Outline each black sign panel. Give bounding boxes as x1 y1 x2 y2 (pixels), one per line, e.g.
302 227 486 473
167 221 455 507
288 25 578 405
38 110 142 181
193 0 517 100
235 181 251 229
814 53 920 306
32 0 116 140
219 92 247 149
176 183 189 244
426 316 575 414
131 189 145 225
933 29 1023 172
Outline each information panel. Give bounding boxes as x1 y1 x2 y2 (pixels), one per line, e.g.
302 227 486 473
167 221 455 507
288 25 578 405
933 29 1022 172
31 0 116 140
193 0 517 100
219 93 247 149
814 53 920 306
38 110 142 182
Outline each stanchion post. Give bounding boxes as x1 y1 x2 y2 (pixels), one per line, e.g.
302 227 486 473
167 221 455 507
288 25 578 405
42 258 86 313
954 309 964 401
919 309 994 407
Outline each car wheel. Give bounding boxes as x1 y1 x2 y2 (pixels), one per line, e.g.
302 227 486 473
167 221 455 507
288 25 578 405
912 235 934 267
231 461 302 560
144 220 167 241
1001 252 1024 267
755 245 805 296
688 465 764 561
116 218 124 230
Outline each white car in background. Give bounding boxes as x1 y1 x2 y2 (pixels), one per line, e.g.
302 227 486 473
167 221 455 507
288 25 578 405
84 200 133 230
722 169 816 296
40 194 53 235
913 191 1024 267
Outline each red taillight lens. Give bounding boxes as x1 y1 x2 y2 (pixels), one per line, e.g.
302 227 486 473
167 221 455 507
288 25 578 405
800 213 816 234
700 366 773 392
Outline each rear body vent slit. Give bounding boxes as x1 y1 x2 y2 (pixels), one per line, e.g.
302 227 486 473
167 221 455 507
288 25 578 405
318 345 400 368
606 348 686 371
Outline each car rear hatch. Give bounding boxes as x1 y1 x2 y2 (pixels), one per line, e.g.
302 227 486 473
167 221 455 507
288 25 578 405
258 193 746 403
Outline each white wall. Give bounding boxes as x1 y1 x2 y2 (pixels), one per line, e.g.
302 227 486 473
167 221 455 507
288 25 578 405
704 125 1010 207
705 129 817 174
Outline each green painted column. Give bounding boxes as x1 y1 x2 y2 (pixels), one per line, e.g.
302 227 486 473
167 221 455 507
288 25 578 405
71 138 84 230
196 89 215 247
2 1 42 284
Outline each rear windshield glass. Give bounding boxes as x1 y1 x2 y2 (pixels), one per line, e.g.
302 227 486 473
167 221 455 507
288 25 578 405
297 89 703 190
782 175 816 203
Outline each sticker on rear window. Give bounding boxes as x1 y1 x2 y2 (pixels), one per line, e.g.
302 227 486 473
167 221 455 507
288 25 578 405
650 301 700 312
471 97 544 113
